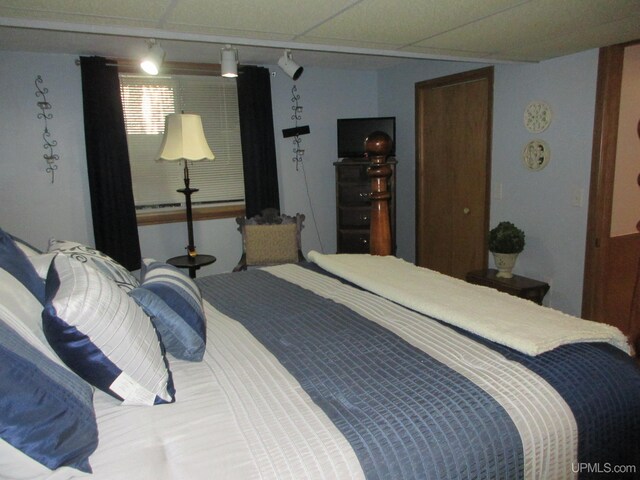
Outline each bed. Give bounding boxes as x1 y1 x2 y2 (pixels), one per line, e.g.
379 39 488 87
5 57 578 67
1 142 640 479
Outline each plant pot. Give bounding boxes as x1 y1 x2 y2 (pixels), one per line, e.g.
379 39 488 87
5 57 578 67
492 252 519 278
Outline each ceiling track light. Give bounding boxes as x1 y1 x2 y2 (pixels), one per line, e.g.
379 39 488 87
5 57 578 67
140 39 165 75
220 44 238 78
278 49 303 80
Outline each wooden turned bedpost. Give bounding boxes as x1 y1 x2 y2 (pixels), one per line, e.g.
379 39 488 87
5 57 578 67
365 131 393 256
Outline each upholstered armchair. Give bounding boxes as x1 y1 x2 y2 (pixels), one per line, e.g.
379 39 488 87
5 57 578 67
233 209 305 272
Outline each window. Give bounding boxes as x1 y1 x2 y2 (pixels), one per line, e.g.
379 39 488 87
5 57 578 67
119 70 245 224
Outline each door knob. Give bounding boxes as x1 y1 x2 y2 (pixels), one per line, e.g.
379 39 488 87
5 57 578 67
463 207 470 215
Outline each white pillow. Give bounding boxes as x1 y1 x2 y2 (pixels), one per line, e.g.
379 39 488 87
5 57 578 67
47 239 139 292
29 252 56 281
42 254 175 406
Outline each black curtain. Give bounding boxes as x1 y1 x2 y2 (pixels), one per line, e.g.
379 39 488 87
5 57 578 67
236 66 280 218
80 56 141 271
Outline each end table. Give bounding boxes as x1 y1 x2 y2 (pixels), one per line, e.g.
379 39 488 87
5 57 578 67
466 269 550 305
167 254 216 279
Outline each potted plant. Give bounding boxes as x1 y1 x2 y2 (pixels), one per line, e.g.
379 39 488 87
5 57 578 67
488 221 525 278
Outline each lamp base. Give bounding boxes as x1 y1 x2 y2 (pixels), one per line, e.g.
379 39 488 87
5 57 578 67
178 179 199 261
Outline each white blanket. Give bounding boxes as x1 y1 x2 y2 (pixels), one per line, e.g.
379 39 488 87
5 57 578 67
308 252 630 356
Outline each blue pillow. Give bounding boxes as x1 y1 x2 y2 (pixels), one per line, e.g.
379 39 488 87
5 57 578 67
0 269 97 473
43 254 175 405
0 227 44 303
129 258 206 361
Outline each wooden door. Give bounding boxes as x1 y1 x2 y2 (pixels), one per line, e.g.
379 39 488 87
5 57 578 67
584 43 640 352
415 67 493 279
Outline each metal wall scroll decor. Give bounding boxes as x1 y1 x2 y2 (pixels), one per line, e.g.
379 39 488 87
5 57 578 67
35 75 59 183
290 85 304 169
285 85 312 170
281 85 310 170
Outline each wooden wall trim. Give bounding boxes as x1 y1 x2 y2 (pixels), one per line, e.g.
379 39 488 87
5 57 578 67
582 45 625 320
136 204 245 226
600 233 640 334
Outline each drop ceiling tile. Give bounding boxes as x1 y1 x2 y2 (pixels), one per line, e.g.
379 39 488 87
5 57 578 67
296 34 401 51
494 14 640 61
413 0 640 58
0 12 161 29
0 0 638 65
166 0 354 38
302 0 528 46
0 0 172 21
162 23 295 42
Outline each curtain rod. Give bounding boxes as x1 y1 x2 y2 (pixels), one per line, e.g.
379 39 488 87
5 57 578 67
74 57 225 75
74 57 117 67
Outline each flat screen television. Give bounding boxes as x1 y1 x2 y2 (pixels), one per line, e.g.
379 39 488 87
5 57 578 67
337 116 395 158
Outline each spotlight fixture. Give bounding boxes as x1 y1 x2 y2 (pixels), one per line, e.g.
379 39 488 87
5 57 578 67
140 40 165 75
220 45 238 78
278 49 303 80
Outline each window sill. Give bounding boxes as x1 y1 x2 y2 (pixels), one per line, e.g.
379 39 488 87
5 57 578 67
137 204 246 226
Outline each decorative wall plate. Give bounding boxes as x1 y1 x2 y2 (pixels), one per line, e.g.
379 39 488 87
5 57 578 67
524 101 552 133
522 139 550 171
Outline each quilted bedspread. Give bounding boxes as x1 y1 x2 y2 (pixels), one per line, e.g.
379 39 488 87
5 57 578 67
197 263 640 480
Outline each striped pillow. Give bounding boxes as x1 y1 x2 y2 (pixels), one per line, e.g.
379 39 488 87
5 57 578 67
0 268 97 473
0 227 45 303
42 254 175 405
129 258 206 361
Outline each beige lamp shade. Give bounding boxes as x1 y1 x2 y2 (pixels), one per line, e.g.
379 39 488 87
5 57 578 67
156 113 215 162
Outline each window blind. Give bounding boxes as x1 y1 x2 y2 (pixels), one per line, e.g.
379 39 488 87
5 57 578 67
120 74 245 208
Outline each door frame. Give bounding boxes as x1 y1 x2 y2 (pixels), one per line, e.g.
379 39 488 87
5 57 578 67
582 42 639 320
414 66 494 268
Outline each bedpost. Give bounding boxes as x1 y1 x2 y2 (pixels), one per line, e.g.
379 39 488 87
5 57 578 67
365 131 393 256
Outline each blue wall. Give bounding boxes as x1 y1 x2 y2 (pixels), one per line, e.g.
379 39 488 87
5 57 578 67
0 52 94 248
270 65 378 255
377 50 599 315
0 48 600 315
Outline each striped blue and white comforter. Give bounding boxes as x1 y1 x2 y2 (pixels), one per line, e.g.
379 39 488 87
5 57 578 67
195 262 640 480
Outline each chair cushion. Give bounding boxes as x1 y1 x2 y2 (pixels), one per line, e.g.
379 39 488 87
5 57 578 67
244 223 299 265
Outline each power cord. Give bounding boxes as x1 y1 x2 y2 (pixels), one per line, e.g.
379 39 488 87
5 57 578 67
299 159 325 253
